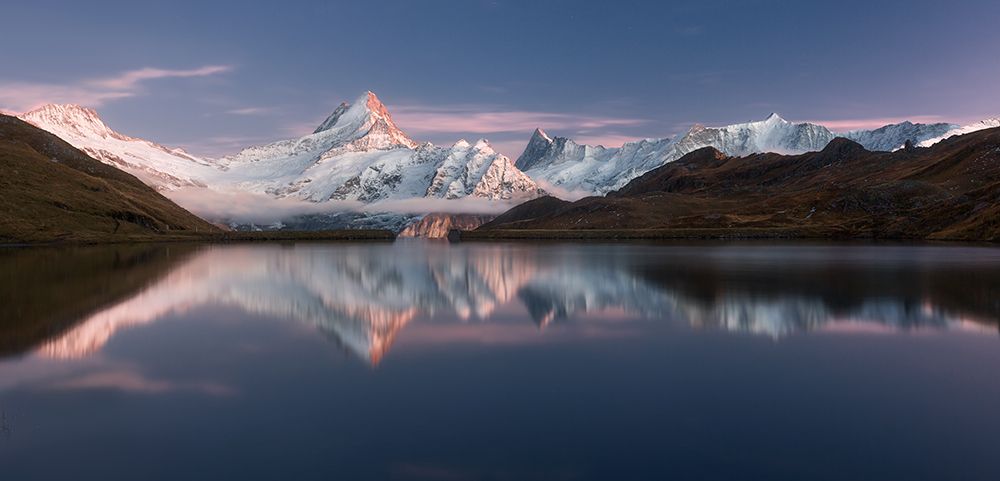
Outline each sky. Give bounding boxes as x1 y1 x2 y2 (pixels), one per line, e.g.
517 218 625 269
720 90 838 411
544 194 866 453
2 0 999 159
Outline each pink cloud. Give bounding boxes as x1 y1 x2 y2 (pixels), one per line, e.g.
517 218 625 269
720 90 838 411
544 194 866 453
223 106 272 116
0 64 233 112
91 65 232 90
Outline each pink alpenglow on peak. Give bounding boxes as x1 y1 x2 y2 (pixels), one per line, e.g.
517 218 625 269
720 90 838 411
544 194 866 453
311 91 418 150
18 103 216 190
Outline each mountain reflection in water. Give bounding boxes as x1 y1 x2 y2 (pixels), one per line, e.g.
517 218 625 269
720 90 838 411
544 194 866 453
2 242 998 364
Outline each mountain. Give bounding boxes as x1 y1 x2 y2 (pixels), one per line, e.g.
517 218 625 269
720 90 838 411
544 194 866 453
215 91 542 203
479 126 1000 241
18 104 217 190
844 120 956 151
19 93 542 232
0 115 219 243
18 94 989 229
917 118 1000 147
516 114 961 196
397 213 495 238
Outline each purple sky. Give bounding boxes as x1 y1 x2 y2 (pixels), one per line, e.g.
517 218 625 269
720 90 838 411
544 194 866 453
2 0 998 159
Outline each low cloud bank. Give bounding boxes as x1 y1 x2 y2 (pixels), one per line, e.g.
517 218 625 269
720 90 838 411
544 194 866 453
534 180 594 202
165 187 528 224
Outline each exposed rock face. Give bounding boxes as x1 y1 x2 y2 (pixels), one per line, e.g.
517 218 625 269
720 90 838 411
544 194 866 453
398 213 496 238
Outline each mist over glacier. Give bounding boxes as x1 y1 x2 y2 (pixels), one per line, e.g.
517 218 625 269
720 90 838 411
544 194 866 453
166 186 524 224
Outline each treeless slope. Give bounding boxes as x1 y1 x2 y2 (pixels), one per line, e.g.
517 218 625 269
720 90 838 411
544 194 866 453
477 128 1000 241
0 115 219 243
478 196 572 230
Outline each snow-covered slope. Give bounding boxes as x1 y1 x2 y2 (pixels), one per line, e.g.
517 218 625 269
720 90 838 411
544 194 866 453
18 104 218 190
917 118 1000 147
20 95 994 214
843 121 956 151
17 92 543 226
216 92 542 203
517 114 969 196
517 114 838 195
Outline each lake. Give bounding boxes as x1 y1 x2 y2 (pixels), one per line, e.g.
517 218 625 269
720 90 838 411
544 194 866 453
1 241 999 480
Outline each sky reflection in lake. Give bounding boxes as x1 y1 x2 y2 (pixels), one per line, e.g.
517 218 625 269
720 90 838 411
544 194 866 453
1 242 999 480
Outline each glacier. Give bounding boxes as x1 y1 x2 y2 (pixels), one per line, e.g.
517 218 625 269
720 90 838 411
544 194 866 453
916 118 1000 147
516 113 960 196
17 92 996 227
18 103 218 190
19 92 543 231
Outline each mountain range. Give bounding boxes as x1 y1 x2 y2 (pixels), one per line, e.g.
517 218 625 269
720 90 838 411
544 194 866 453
515 114 962 195
479 126 1000 241
15 91 1000 232
0 114 218 243
19 92 542 206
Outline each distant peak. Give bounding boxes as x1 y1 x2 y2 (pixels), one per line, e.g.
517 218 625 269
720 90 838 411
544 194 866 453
314 91 395 134
27 103 91 113
23 103 102 121
764 112 786 122
359 90 391 119
18 103 121 139
531 128 552 143
310 91 416 148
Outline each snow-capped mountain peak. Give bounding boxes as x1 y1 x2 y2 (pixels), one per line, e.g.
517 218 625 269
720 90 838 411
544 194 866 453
309 91 417 150
313 102 351 134
20 103 128 141
18 103 217 190
764 112 786 123
515 128 557 170
514 113 967 196
210 91 542 204
532 128 552 143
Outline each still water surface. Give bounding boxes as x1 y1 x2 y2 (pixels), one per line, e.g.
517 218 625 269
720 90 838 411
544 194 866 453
1 241 999 480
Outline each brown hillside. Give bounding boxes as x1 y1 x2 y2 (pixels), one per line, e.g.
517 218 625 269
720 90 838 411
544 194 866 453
0 115 219 243
478 128 1000 241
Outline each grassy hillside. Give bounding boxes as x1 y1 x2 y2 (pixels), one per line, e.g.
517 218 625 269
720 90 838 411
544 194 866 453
478 128 1000 242
0 115 220 243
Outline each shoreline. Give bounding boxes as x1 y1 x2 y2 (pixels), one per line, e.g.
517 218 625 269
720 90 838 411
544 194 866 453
0 229 397 248
459 228 995 243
